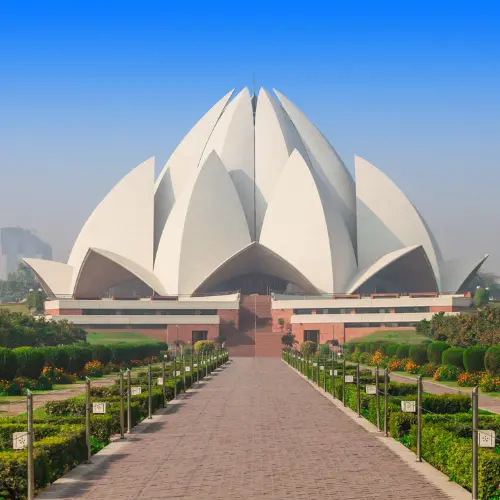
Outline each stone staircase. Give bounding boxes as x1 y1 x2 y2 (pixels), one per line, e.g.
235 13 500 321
225 294 282 358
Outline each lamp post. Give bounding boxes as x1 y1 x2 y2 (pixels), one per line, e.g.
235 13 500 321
176 324 179 350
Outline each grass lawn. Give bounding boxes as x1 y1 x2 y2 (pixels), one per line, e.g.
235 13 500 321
0 303 29 314
349 329 427 344
85 330 160 345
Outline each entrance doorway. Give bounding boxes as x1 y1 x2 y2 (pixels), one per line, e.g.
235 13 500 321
304 330 319 344
192 330 208 343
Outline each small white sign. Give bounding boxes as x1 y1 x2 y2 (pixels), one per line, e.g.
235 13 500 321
176 370 181 376
92 402 107 414
479 430 496 448
345 375 354 383
13 432 28 450
313 362 318 367
320 366 325 370
366 385 377 395
401 401 416 413
157 377 164 385
185 366 191 372
329 370 333 376
131 386 142 396
194 363 198 367
334 370 338 376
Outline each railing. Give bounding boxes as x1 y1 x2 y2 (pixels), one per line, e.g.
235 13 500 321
46 290 241 301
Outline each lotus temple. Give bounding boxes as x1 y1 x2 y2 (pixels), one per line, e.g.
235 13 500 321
23 88 488 356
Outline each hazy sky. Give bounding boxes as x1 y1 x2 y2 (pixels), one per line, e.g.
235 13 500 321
1 1 499 272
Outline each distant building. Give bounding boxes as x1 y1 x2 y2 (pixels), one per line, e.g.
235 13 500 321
0 227 52 280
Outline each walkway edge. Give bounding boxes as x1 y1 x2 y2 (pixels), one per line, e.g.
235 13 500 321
283 360 470 500
36 377 213 499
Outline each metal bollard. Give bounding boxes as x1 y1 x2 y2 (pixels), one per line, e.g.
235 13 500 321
162 358 166 407
417 375 422 461
197 352 200 383
182 356 186 391
356 362 361 418
127 369 131 434
148 364 152 419
375 368 381 431
384 369 389 437
323 357 327 392
343 353 346 406
174 356 177 399
472 386 479 500
332 361 336 399
85 377 91 463
27 390 34 500
120 371 125 438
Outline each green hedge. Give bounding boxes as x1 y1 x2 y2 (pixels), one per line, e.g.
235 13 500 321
0 347 17 380
62 346 92 373
387 344 400 357
13 347 45 379
409 344 428 365
395 344 411 359
410 425 500 499
91 345 112 365
464 346 487 373
427 341 450 365
39 347 70 372
485 345 500 375
442 347 466 370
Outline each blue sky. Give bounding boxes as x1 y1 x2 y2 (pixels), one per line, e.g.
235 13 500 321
1 1 499 272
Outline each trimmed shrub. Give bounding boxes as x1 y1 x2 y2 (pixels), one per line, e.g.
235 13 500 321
427 341 450 365
485 345 500 375
90 345 112 365
62 346 92 373
300 341 316 356
317 343 330 357
356 342 369 353
463 346 487 373
409 344 428 365
40 347 70 372
0 347 17 380
442 347 465 370
13 347 45 379
395 344 411 360
346 343 357 354
182 345 193 357
387 344 400 358
193 340 215 354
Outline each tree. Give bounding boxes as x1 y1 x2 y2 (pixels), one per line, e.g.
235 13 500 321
26 289 46 313
415 319 432 338
281 331 296 346
473 288 490 308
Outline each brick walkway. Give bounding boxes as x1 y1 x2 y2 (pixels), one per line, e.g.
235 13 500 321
39 359 452 500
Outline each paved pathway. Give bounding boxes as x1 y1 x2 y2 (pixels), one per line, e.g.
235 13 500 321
39 359 452 499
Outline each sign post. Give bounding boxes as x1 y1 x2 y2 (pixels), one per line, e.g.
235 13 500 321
472 386 479 500
27 389 34 500
183 356 186 391
85 377 91 463
148 364 152 419
119 371 125 439
384 369 389 437
127 369 131 434
356 362 361 418
417 375 422 462
174 355 177 399
162 357 167 407
375 368 381 431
